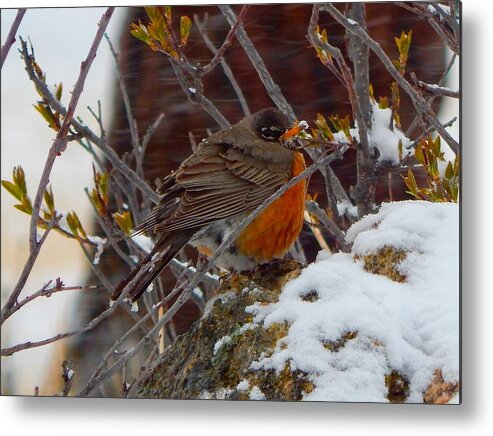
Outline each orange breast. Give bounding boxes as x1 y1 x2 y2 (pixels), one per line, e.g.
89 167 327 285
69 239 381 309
236 152 306 260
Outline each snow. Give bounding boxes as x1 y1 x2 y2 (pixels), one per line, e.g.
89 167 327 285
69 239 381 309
437 138 457 178
428 3 452 16
214 388 233 399
298 120 309 130
213 335 232 355
239 323 255 333
369 104 412 163
87 235 106 265
133 234 154 253
336 199 358 219
331 103 412 164
249 386 266 400
173 259 220 282
428 83 457 93
236 379 250 392
192 287 203 299
246 201 459 402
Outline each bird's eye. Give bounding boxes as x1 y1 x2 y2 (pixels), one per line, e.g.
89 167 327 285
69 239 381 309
260 126 283 140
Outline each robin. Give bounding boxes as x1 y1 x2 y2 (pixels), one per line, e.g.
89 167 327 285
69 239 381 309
111 107 307 303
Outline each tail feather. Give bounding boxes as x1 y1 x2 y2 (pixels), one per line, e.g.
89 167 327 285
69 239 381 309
111 234 190 303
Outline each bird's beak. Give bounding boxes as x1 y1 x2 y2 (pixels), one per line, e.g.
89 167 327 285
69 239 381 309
280 125 304 142
280 121 308 149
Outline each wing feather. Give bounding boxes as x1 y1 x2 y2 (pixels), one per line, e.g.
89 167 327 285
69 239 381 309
140 142 291 234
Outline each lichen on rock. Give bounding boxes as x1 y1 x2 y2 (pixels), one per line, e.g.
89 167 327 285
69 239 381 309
358 245 408 282
134 259 310 400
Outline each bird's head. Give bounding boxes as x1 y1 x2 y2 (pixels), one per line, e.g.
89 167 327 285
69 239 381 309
250 107 306 151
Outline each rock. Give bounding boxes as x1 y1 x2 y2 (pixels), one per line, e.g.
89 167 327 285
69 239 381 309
358 245 407 282
134 259 313 400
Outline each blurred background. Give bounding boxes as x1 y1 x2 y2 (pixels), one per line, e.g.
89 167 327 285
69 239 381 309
1 7 127 394
1 3 459 396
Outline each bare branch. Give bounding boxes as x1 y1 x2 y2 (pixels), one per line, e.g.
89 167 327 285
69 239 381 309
77 276 190 397
142 113 165 153
0 8 26 69
0 244 149 357
409 116 458 149
87 100 106 139
82 188 134 268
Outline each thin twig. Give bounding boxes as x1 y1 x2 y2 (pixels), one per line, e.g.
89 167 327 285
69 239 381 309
201 6 250 75
3 282 100 322
409 116 458 149
87 101 106 139
78 241 113 293
0 238 148 357
0 8 26 69
404 2 459 55
124 237 219 288
194 13 251 116
141 113 165 153
105 34 142 176
1 216 56 324
83 188 135 268
126 344 160 397
77 240 150 334
406 53 458 137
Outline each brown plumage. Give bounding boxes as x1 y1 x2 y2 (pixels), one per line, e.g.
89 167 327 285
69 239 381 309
111 107 306 303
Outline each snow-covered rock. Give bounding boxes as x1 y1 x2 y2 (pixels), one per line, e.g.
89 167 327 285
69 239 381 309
249 201 459 403
135 201 459 403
